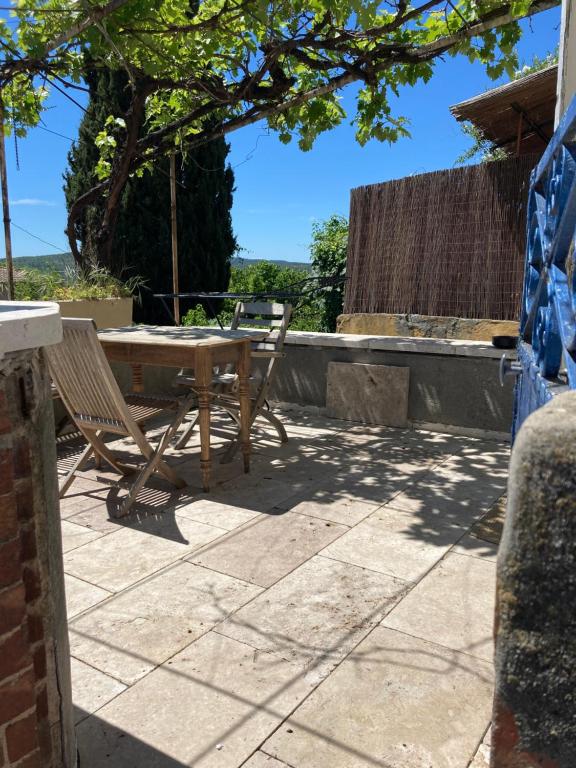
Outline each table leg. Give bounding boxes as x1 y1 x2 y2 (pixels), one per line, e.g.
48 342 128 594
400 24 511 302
238 340 251 474
196 348 212 492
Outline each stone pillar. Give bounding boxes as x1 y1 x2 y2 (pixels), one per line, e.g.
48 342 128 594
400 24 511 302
0 303 75 767
491 391 576 767
556 0 576 125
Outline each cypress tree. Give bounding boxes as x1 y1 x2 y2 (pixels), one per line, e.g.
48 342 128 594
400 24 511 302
63 66 236 324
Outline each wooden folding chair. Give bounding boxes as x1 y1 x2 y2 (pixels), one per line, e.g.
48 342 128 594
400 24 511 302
46 318 196 517
174 301 292 460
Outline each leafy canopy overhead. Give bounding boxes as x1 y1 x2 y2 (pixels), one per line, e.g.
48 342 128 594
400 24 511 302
2 0 556 152
0 0 557 260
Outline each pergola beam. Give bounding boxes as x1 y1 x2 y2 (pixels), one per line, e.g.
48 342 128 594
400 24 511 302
510 101 552 145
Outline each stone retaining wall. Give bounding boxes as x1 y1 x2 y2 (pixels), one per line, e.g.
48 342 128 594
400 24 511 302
111 331 516 439
337 313 518 342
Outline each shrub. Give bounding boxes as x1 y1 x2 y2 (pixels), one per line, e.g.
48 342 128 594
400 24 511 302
182 261 323 331
309 215 348 332
182 217 349 334
11 264 139 302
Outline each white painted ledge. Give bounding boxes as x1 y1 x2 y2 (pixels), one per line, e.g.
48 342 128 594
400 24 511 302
0 301 62 356
284 330 509 358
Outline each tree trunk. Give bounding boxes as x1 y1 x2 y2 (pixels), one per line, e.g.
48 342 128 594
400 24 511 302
66 78 151 272
95 80 150 269
66 181 107 269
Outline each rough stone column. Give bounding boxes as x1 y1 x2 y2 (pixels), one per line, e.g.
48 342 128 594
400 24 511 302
0 303 75 768
492 391 576 768
556 0 576 125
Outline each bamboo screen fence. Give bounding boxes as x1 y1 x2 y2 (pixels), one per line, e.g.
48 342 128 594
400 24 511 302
344 155 538 320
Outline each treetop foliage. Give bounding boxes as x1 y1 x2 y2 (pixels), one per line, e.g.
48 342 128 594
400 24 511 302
2 0 557 152
0 0 558 260
182 260 319 330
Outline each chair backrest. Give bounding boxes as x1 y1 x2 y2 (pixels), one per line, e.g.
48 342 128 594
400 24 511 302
230 301 292 356
45 318 134 434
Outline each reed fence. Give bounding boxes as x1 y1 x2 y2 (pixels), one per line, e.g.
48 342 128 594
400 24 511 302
344 155 538 320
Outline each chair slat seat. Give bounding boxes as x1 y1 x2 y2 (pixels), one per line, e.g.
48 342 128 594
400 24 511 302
74 414 128 433
72 394 180 433
124 393 182 417
240 301 287 315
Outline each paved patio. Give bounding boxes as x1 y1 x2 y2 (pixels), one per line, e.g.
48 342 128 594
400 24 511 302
57 411 508 768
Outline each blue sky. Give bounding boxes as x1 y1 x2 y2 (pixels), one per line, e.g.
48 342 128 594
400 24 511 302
3 5 560 262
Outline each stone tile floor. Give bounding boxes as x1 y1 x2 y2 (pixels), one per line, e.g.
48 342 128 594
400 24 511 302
56 411 508 768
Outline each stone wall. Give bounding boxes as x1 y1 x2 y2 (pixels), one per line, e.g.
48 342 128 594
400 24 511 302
0 347 74 768
337 313 518 342
556 0 576 125
109 331 516 439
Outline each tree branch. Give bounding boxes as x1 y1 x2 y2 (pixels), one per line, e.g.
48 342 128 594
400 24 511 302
131 0 558 165
43 0 131 55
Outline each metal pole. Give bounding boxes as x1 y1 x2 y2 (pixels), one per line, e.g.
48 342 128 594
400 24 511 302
170 153 180 325
0 92 15 300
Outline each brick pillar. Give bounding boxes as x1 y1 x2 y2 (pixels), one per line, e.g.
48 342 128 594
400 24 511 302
492 391 576 768
0 307 74 768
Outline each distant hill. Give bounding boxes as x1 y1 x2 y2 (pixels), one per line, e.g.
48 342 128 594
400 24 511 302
8 252 311 274
10 253 74 274
232 256 311 272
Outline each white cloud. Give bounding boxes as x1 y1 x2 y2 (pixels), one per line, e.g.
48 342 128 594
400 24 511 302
10 198 57 207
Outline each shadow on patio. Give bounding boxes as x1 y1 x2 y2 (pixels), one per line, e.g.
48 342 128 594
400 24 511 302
58 410 503 768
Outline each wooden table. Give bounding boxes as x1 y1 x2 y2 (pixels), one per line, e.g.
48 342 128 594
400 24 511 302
98 326 266 491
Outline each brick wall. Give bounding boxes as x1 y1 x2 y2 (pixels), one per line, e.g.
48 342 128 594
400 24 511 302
0 349 74 768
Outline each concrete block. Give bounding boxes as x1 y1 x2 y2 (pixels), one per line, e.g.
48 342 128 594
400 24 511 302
58 297 133 329
243 753 292 768
280 494 379 526
64 574 111 619
187 511 347 587
320 505 461 582
175 498 261 530
59 519 104 553
326 362 409 427
64 515 223 592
